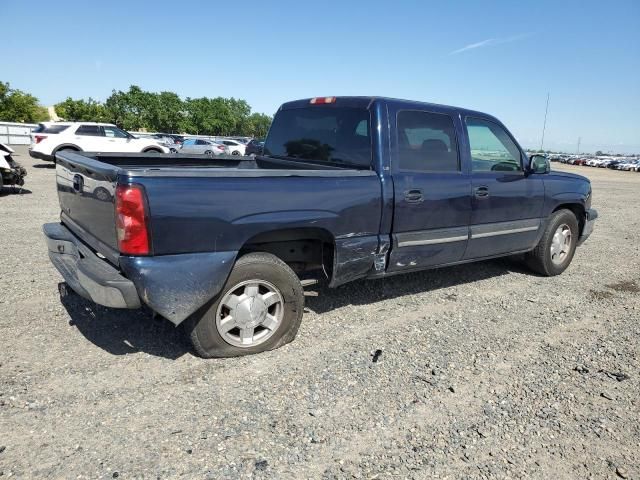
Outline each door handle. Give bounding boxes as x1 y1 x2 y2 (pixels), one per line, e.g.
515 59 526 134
474 186 489 198
404 189 424 203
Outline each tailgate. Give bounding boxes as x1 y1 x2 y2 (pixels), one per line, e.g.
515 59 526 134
55 152 121 262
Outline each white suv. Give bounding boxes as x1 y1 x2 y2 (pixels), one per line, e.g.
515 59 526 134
29 122 170 162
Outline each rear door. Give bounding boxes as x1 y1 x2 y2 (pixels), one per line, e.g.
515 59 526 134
73 124 104 150
388 107 472 272
464 116 545 259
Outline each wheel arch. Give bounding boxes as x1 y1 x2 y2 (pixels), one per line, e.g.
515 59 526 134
552 203 585 235
238 227 336 282
53 143 82 155
142 146 163 153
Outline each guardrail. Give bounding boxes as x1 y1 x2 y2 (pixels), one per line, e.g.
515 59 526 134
0 122 37 145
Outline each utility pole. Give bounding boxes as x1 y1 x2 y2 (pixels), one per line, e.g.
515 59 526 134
577 137 581 155
540 92 550 151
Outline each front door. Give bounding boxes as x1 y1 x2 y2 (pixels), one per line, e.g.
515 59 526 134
101 125 134 152
388 108 472 272
464 117 545 259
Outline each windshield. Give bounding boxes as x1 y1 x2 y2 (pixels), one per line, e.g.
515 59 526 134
264 106 372 168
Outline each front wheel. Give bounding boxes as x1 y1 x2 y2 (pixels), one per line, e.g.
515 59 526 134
185 252 305 358
525 209 579 276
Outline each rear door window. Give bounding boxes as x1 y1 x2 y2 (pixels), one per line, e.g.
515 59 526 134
396 110 460 172
75 125 103 136
264 106 372 168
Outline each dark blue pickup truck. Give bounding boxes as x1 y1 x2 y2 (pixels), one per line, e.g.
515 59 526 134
44 96 597 357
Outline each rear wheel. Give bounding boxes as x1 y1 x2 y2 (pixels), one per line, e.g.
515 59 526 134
525 209 579 276
144 148 162 154
204 150 213 155
185 252 304 358
232 150 240 156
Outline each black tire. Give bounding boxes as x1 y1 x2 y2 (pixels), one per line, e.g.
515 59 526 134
232 150 240 156
185 252 305 358
204 150 213 155
525 209 579 276
144 148 162 154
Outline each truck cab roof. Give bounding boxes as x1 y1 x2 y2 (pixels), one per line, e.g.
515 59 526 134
279 96 501 124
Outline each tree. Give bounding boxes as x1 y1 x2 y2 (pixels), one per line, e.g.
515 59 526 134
55 97 108 122
244 113 272 138
595 150 604 156
47 84 270 136
0 81 49 123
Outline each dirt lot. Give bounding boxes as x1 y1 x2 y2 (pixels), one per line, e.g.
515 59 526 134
1 146 638 479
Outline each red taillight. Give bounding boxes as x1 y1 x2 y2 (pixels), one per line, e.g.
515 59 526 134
115 184 150 255
310 97 336 105
34 135 47 144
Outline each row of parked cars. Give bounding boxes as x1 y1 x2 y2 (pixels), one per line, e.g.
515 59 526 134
550 155 640 171
148 134 265 156
28 121 265 163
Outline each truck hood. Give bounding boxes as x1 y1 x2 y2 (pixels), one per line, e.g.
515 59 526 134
549 170 589 183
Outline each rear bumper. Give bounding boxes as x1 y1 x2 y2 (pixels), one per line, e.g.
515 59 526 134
578 208 598 246
29 149 54 162
43 223 141 309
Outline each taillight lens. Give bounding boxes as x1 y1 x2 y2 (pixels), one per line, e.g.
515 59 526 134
34 135 47 144
115 184 150 255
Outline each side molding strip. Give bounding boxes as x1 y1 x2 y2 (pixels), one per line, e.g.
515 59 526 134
395 227 469 248
395 219 542 248
470 219 541 239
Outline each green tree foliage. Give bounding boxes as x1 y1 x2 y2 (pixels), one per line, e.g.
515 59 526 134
0 81 49 123
58 85 271 136
55 97 108 122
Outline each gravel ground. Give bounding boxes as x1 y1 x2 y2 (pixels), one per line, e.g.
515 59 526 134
1 146 639 479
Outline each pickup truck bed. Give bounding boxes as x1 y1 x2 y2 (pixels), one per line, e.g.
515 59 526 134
50 151 382 323
44 96 597 358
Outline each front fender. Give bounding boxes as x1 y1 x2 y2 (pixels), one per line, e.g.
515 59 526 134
119 251 237 324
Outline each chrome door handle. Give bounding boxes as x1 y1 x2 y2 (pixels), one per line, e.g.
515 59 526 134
404 189 424 203
474 186 489 198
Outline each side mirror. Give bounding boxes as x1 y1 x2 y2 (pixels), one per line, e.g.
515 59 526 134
529 154 550 174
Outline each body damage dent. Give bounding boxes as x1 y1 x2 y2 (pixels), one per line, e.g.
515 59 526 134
329 235 379 287
120 251 237 325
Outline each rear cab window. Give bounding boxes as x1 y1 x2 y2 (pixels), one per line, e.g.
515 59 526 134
264 106 372 169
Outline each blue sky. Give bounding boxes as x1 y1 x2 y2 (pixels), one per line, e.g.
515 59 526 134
3 0 639 153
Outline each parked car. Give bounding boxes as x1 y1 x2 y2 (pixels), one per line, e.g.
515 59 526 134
151 134 180 153
179 138 226 155
616 160 639 171
606 160 625 169
29 122 170 162
218 139 246 156
43 96 597 358
245 138 265 156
